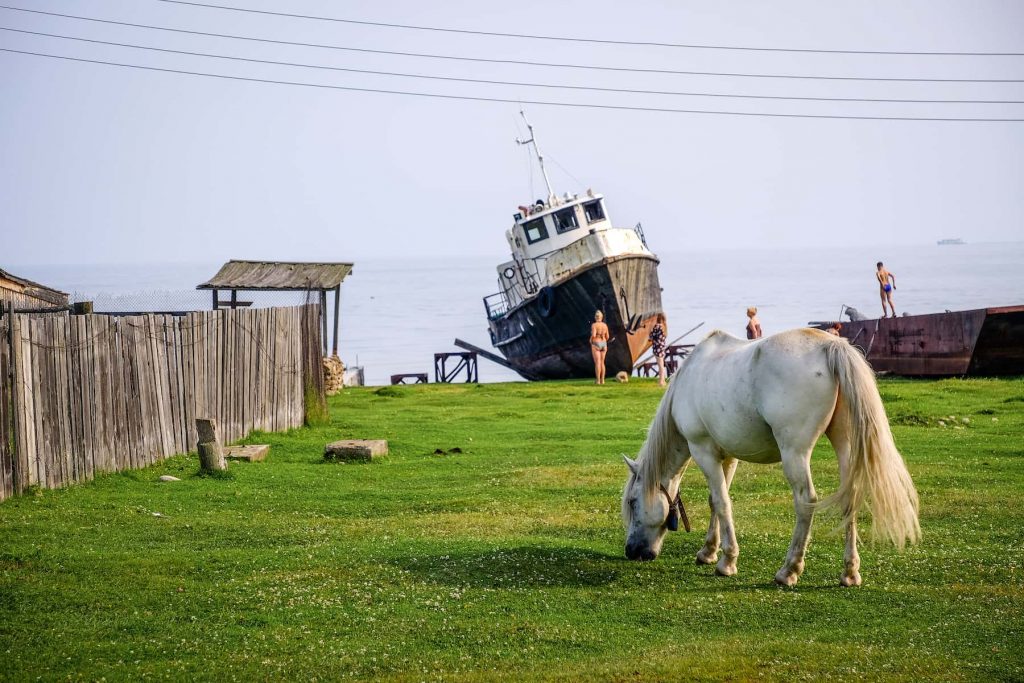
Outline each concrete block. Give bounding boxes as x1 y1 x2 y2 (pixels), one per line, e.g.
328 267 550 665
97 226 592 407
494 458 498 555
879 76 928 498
225 444 270 462
325 439 388 462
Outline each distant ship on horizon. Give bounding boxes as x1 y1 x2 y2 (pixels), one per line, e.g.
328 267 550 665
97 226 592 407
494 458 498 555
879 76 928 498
937 238 966 246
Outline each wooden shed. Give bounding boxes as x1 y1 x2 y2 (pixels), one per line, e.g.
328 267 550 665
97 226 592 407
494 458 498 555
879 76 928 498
197 260 353 356
0 267 69 310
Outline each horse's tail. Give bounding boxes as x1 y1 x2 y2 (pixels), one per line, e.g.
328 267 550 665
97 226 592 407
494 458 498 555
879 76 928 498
822 340 920 548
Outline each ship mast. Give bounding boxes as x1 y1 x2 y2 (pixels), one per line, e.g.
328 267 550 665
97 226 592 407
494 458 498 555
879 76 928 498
515 110 556 205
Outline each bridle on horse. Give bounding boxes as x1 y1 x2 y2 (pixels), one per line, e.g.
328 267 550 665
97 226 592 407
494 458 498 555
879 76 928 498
659 483 691 533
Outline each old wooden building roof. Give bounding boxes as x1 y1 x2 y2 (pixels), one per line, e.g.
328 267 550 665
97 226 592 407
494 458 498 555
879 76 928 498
196 260 354 291
0 267 69 307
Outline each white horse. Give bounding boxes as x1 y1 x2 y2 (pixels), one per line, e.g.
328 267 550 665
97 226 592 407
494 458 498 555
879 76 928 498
622 328 920 586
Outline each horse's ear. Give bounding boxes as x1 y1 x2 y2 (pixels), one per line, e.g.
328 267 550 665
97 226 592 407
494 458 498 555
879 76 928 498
622 454 639 475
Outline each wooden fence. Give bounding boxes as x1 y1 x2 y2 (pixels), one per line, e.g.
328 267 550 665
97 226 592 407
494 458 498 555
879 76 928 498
0 304 323 501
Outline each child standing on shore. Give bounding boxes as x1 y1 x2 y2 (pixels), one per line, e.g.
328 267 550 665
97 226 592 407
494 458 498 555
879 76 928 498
650 313 668 387
746 307 762 340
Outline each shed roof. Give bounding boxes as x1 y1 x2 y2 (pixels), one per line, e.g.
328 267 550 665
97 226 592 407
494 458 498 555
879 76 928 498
196 260 354 291
0 267 69 306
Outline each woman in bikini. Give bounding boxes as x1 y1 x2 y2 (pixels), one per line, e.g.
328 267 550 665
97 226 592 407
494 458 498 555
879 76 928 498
649 313 668 387
590 310 610 385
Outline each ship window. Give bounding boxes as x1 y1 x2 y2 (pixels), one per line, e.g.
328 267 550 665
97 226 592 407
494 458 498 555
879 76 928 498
583 200 605 223
553 208 579 234
523 218 548 244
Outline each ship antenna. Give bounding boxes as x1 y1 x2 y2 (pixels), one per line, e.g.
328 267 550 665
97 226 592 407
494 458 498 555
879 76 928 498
515 110 555 205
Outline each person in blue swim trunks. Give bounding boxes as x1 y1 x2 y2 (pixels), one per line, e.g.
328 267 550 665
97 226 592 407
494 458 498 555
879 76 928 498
876 261 897 318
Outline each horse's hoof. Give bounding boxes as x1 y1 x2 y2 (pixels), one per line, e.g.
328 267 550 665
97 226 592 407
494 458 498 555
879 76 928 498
840 572 862 587
695 549 718 565
715 562 737 577
774 570 799 587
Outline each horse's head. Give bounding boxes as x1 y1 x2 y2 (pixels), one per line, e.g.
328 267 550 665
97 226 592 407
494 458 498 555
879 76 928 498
621 455 689 561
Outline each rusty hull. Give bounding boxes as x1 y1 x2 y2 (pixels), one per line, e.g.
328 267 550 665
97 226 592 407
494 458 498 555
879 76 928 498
837 305 1024 377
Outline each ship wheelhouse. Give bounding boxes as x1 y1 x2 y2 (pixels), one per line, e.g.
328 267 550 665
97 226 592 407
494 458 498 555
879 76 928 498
484 189 651 320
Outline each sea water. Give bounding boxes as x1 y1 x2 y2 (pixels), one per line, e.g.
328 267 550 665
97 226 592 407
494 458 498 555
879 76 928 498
13 241 1024 385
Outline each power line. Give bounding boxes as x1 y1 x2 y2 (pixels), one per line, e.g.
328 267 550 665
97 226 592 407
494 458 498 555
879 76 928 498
155 0 1024 57
3 48 1022 122
3 5 1022 84
7 27 1021 105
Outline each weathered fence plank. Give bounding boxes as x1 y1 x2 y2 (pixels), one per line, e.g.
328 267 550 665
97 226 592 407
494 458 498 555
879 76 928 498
122 316 142 471
67 314 83 483
0 310 12 501
12 314 31 492
29 317 48 488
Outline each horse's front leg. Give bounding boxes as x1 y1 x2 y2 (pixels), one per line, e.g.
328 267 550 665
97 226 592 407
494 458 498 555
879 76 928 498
691 443 739 576
696 457 738 566
776 450 818 587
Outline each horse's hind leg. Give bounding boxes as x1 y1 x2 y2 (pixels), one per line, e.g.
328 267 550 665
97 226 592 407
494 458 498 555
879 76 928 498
776 448 818 587
827 413 862 587
696 457 738 566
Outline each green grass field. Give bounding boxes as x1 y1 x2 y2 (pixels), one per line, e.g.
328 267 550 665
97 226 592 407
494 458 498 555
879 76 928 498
1 377 1022 681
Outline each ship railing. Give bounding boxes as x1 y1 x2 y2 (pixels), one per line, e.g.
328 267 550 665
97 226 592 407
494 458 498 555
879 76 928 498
520 263 542 296
634 222 649 249
483 291 509 320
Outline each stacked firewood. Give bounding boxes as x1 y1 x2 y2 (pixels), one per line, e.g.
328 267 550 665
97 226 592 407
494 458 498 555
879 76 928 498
323 355 346 395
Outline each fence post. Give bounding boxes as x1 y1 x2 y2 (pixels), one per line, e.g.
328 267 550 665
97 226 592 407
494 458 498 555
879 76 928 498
195 417 226 472
1 303 11 499
6 302 19 496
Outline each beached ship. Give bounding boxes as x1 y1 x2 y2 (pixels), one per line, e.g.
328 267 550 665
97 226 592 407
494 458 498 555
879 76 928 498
480 115 663 380
810 305 1024 376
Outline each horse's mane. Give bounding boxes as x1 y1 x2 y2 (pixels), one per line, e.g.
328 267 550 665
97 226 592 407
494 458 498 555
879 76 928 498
635 387 682 491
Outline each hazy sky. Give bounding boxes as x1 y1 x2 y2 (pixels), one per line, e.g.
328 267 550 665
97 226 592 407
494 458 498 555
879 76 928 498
2 0 1022 267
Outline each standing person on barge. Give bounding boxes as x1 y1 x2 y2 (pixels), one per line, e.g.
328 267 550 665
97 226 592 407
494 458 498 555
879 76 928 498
876 261 897 318
590 310 610 385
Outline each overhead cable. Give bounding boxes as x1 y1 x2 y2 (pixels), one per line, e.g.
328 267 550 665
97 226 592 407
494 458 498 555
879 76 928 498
2 6 1022 83
155 0 1024 57
6 27 1021 105
3 48 1023 122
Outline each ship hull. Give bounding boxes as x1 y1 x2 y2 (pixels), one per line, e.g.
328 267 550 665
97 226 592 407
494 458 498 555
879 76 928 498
488 255 662 380
829 305 1024 376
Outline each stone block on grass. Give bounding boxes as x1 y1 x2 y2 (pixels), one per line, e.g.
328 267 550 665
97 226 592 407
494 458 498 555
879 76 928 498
325 439 388 462
225 445 270 462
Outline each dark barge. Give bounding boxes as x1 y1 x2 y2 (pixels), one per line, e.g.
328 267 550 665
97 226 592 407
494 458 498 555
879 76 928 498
811 305 1024 376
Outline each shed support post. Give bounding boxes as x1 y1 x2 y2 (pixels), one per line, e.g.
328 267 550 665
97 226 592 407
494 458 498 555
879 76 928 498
230 289 238 310
319 290 328 356
332 285 340 357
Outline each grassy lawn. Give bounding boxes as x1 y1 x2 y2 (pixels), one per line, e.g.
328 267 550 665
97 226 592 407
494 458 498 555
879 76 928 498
1 377 1023 681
